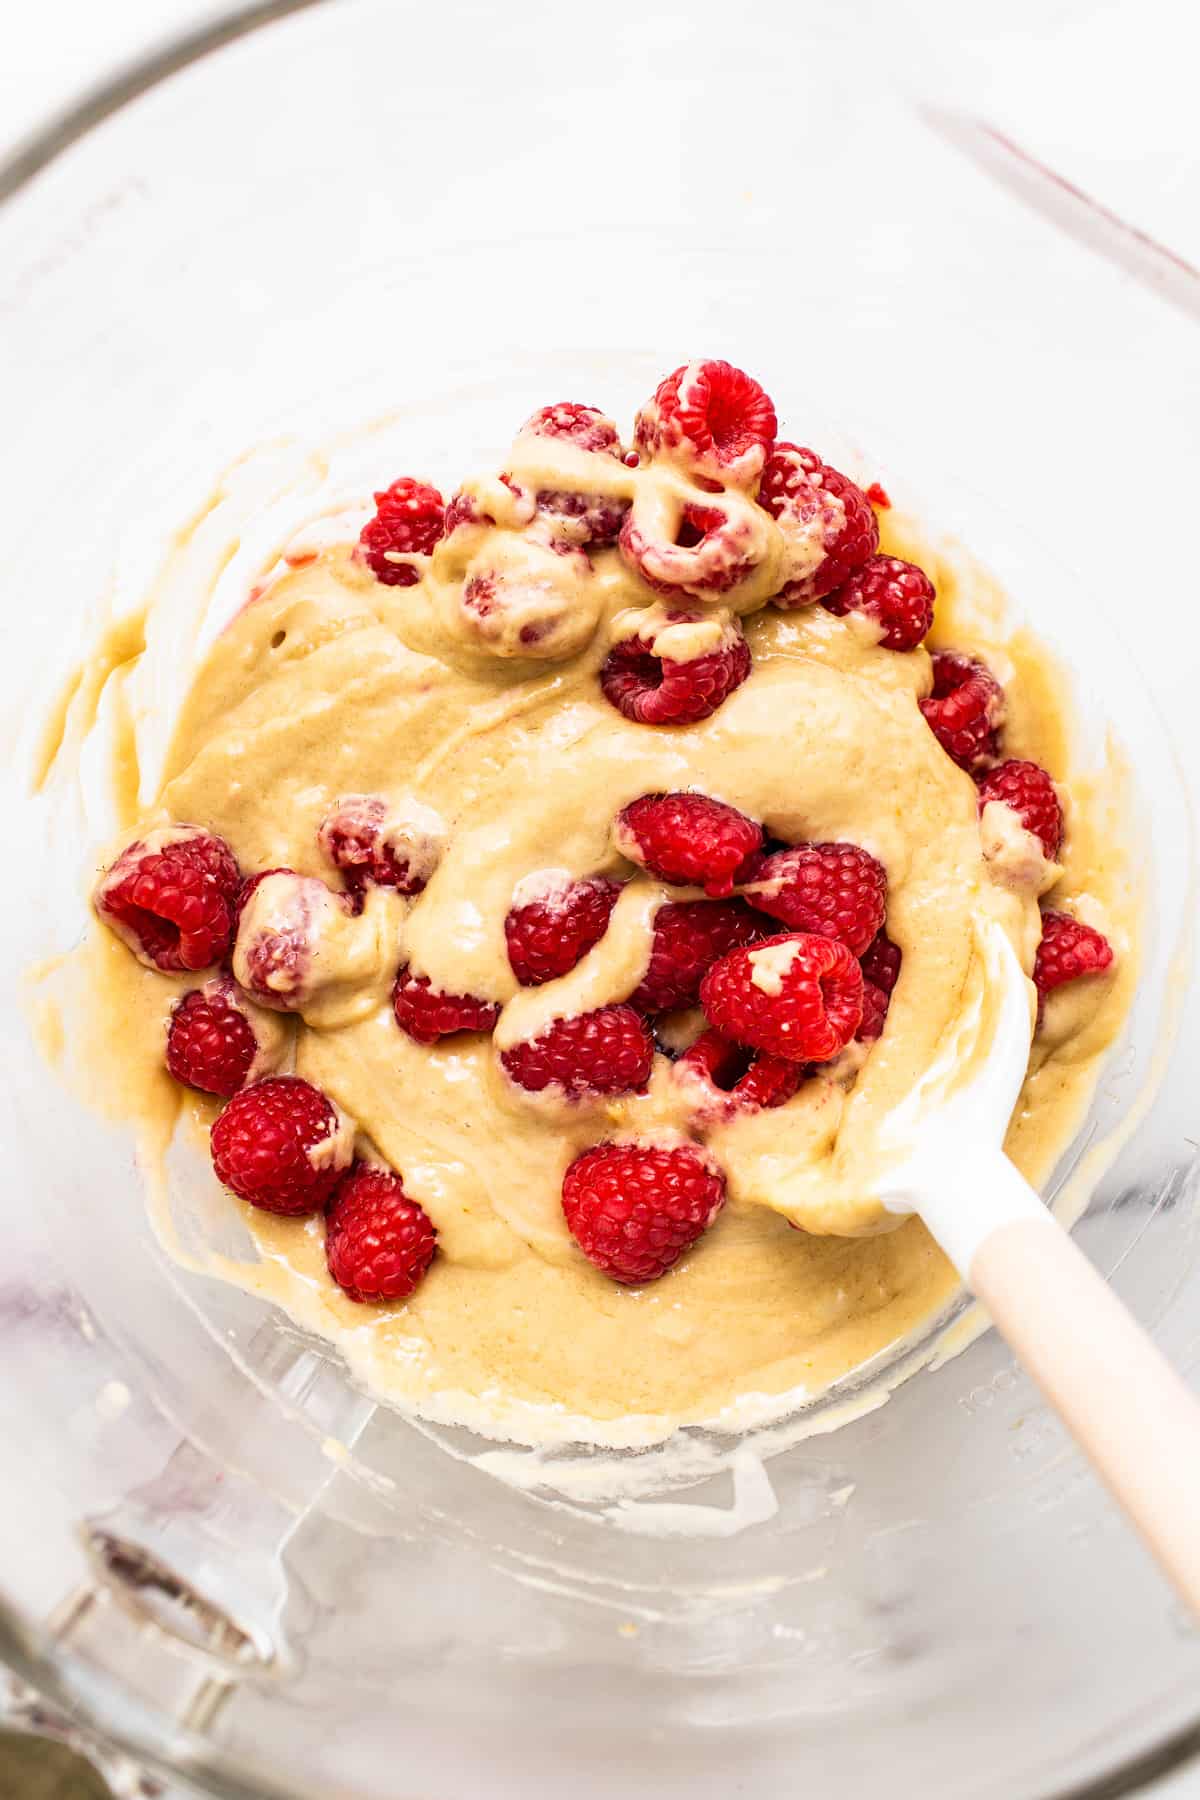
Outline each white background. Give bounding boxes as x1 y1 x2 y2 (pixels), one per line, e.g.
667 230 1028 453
2 2 1197 1795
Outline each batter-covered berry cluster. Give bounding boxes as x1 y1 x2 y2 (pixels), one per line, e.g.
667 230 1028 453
92 360 1116 1301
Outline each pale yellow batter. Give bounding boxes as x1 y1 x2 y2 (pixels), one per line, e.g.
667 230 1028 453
37 418 1135 1446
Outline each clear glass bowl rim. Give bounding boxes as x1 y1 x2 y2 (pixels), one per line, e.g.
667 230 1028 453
2 5 1198 1797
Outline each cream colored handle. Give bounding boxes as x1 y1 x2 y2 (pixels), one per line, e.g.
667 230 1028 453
971 1216 1200 1616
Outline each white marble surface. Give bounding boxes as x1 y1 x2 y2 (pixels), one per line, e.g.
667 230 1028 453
2 3 1197 1795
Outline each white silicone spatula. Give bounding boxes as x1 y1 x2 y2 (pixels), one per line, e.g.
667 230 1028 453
876 923 1200 1615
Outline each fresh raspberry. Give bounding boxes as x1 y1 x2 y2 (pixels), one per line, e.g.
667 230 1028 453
94 827 241 973
392 966 500 1045
358 478 445 587
211 1076 350 1215
619 501 765 598
233 870 352 1012
614 792 763 899
634 361 777 487
673 1027 802 1121
600 610 751 725
443 474 533 537
632 899 764 1011
454 543 596 660
522 402 622 456
740 842 887 957
757 444 878 606
325 1161 437 1303
561 1139 726 1284
166 983 259 1097
857 980 891 1043
821 553 935 651
921 652 1005 773
500 1005 654 1098
1034 911 1114 1004
520 402 628 546
977 759 1063 860
505 876 622 986
535 486 629 547
700 932 863 1064
865 482 891 508
318 794 444 900
860 930 902 995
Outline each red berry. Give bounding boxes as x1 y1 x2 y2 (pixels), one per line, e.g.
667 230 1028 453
392 966 500 1045
921 651 1005 773
521 402 621 454
860 930 902 995
673 1027 802 1121
821 553 935 651
166 981 259 1097
1034 911 1114 1005
211 1076 350 1215
233 870 351 1013
619 501 765 599
757 443 878 606
505 876 622 987
94 827 241 973
600 609 751 726
325 1161 437 1303
632 899 764 1011
977 759 1063 860
520 402 628 546
318 793 444 900
700 931 864 1064
561 1139 726 1284
358 478 445 587
634 360 777 487
615 792 763 899
857 980 891 1043
500 1005 654 1098
739 841 887 957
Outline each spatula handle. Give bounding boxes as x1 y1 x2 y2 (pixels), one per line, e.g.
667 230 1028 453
970 1209 1200 1616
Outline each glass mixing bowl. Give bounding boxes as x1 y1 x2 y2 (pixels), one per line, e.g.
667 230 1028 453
1 4 1198 1795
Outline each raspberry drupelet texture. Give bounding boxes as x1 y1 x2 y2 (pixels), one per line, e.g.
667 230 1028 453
325 1162 437 1303
318 794 445 900
757 443 879 606
210 1075 350 1215
700 932 864 1064
166 982 260 1097
600 609 751 726
500 1005 654 1099
614 792 763 899
358 477 446 587
739 842 887 957
94 827 241 973
977 759 1064 861
520 401 629 546
860 931 902 996
632 899 764 1012
522 402 622 456
673 1027 802 1122
505 876 622 987
921 651 1005 773
561 1139 726 1283
821 553 935 651
857 980 891 1043
1034 912 1114 1004
393 966 501 1045
634 360 778 488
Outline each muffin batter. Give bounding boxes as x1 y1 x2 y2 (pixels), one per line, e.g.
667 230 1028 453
41 370 1134 1447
